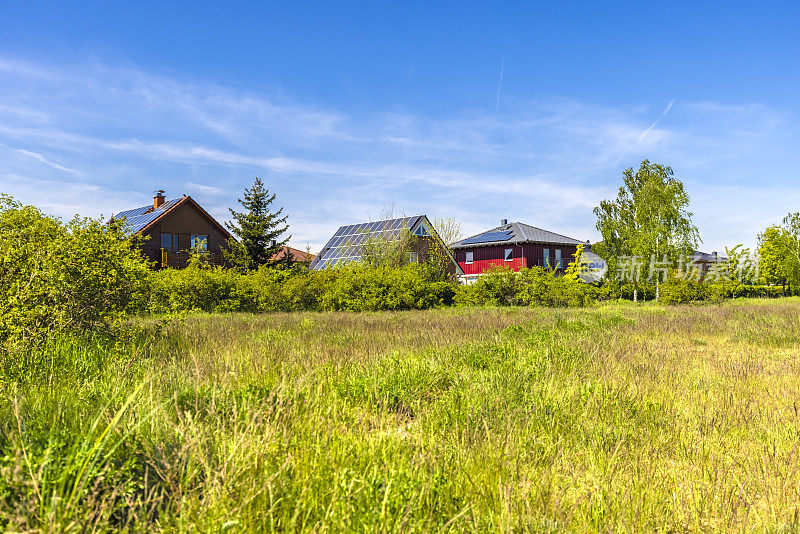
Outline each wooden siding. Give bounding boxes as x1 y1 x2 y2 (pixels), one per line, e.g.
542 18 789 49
454 243 579 275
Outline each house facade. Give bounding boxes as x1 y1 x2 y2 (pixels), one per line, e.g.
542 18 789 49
691 250 727 279
310 215 464 276
451 220 586 284
113 191 231 268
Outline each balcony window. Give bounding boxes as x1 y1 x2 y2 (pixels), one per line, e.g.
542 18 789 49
191 234 208 251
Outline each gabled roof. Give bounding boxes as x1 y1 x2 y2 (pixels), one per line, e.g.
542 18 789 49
111 196 231 239
270 246 315 263
309 215 463 274
451 221 585 249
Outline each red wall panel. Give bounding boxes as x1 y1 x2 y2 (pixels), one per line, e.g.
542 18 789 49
455 243 578 275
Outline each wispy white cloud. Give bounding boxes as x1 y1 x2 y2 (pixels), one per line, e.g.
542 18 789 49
0 56 796 252
495 56 504 115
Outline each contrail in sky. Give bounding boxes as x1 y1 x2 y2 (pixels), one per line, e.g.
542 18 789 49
614 98 675 166
11 146 81 175
495 56 504 115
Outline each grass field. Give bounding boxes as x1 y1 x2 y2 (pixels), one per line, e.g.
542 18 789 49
3 299 800 531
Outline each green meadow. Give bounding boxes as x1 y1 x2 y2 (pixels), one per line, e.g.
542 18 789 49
3 299 800 531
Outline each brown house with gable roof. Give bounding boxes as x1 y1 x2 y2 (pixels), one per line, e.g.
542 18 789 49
112 190 231 268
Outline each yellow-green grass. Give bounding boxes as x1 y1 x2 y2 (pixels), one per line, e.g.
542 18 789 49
3 299 800 531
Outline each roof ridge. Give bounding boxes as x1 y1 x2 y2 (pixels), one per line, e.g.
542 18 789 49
335 214 423 228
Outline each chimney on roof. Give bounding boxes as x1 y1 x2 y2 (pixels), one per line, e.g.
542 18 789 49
269 239 277 248
712 251 717 259
501 219 508 226
153 190 166 209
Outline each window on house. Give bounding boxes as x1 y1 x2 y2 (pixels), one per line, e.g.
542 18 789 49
413 225 429 236
408 252 419 263
555 249 562 269
543 248 550 268
191 234 208 251
465 251 473 264
504 248 513 261
161 233 175 250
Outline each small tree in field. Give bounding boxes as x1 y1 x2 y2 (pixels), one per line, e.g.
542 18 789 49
226 177 290 269
758 226 790 289
593 160 700 301
759 214 800 293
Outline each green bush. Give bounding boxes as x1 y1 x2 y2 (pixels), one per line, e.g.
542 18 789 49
0 195 150 353
658 280 710 304
149 266 259 313
454 265 519 306
455 265 593 308
320 263 454 311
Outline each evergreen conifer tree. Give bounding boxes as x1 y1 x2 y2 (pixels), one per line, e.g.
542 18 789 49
226 177 290 268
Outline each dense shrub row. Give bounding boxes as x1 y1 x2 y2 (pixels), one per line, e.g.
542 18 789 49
148 263 456 313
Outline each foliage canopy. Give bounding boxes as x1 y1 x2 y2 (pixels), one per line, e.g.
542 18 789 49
593 160 700 281
0 194 150 357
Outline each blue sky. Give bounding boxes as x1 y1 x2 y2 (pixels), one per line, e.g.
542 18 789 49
1 1 799 252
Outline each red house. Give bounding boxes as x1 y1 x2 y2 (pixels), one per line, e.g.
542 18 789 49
451 219 587 283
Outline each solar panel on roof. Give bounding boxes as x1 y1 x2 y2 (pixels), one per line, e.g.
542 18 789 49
460 230 514 245
311 215 431 270
115 206 149 220
114 199 181 235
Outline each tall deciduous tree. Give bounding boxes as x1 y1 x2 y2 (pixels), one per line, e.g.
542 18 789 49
226 178 290 269
593 160 700 298
759 213 800 293
758 225 790 289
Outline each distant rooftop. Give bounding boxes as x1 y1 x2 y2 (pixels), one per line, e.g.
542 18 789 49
270 245 315 263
